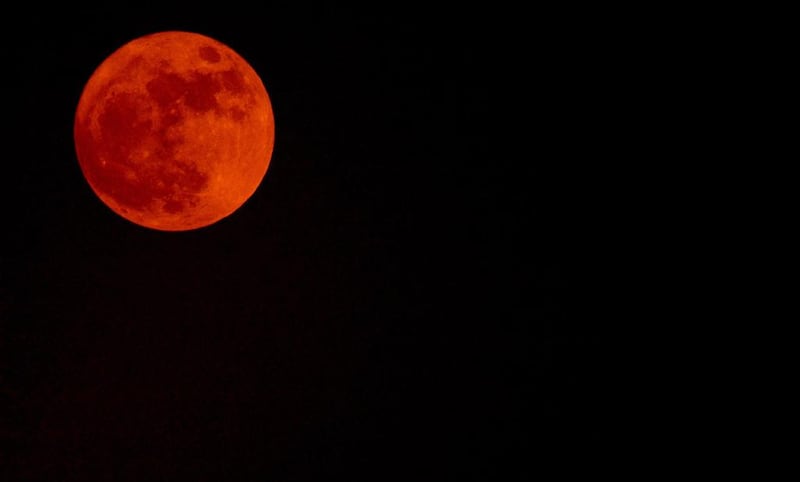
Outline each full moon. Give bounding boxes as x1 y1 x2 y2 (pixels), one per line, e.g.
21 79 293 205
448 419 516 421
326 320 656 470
74 31 274 231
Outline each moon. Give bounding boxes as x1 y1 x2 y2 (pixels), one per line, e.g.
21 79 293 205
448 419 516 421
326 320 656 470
74 31 274 231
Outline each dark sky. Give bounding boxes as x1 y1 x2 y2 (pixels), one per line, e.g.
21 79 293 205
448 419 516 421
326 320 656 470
1 5 599 481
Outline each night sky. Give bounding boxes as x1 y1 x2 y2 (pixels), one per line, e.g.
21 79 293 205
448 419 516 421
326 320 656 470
1 5 600 480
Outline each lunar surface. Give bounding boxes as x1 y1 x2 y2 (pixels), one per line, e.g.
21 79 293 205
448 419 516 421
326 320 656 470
74 31 274 231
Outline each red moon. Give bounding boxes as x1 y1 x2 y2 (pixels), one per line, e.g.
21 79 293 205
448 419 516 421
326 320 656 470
74 31 274 231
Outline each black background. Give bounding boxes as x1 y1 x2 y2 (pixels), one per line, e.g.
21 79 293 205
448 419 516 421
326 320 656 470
1 5 601 480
